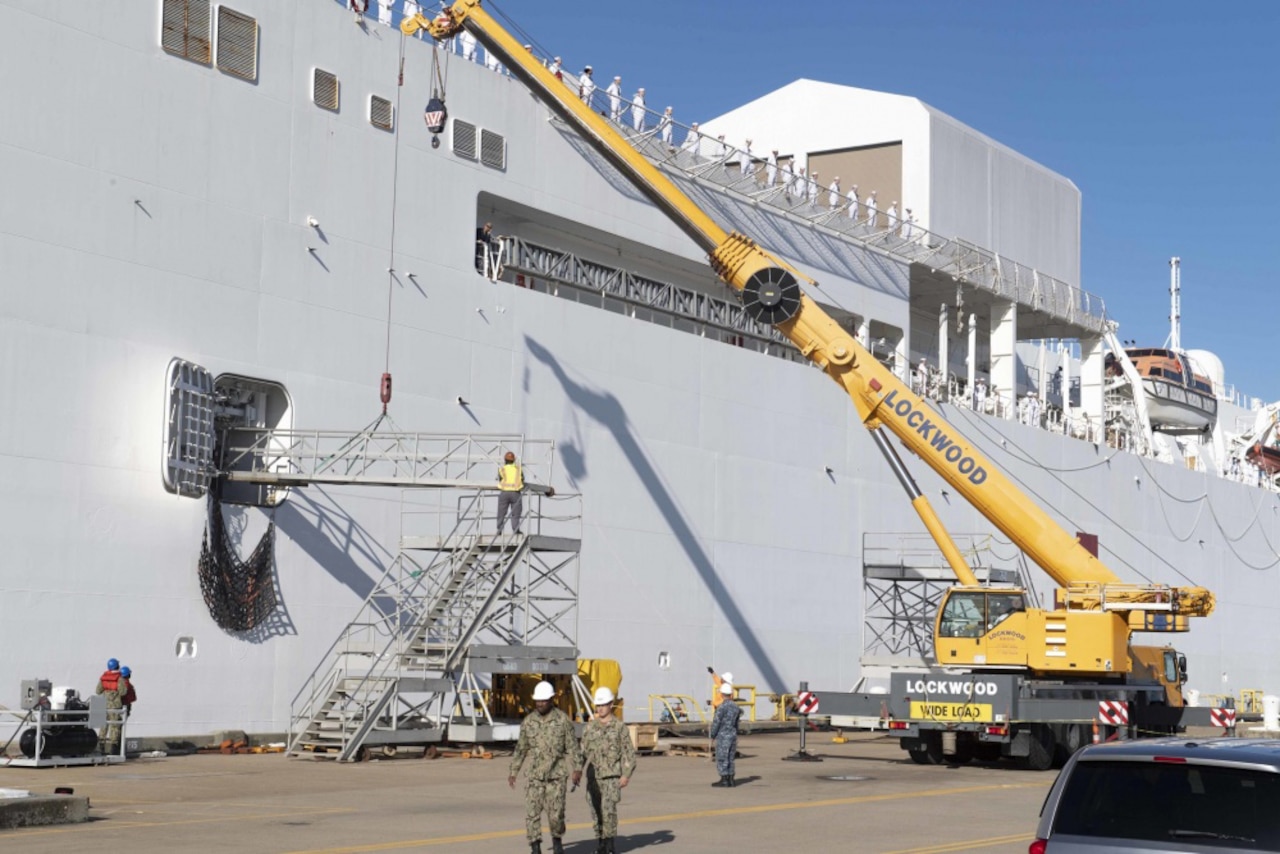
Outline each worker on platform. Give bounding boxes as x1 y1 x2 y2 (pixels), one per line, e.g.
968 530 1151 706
709 682 742 787
509 681 582 854
475 221 494 274
707 667 733 709
95 658 125 755
497 450 524 535
578 686 636 854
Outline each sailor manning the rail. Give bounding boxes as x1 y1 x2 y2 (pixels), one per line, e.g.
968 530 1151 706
497 451 524 535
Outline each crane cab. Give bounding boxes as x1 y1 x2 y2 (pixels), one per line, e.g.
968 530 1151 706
934 587 1131 676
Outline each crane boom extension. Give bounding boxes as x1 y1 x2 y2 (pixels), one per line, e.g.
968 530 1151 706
417 2 1213 625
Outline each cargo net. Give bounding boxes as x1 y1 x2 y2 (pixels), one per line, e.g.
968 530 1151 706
198 491 277 632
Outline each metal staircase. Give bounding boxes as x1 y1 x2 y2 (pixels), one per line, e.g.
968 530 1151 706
287 489 582 761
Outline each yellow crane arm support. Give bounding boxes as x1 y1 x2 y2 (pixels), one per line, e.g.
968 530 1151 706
424 2 1213 621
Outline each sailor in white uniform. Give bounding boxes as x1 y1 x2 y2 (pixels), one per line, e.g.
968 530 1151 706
658 107 674 146
607 76 623 123
631 88 646 131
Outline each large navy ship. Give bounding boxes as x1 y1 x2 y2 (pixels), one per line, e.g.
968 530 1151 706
1 0 1275 750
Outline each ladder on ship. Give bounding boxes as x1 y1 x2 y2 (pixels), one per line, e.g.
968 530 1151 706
286 488 583 761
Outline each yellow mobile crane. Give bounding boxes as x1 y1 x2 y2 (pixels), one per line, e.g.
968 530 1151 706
407 3 1218 765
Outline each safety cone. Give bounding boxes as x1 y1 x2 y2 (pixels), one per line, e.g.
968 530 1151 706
1091 718 1100 744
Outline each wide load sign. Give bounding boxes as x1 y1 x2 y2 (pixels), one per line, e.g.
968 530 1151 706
891 672 1019 725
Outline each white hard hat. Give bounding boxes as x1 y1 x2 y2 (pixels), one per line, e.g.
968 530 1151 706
593 686 615 706
720 683 734 696
532 681 555 701
721 672 733 684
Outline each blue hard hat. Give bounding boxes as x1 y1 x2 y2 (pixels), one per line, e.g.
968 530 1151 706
107 658 119 670
120 666 132 678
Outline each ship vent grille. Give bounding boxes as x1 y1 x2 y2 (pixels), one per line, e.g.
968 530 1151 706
312 69 339 111
480 128 506 170
215 6 258 82
453 120 478 160
369 95 395 131
161 0 212 65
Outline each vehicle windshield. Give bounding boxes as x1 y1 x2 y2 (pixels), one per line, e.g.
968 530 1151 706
1052 759 1280 850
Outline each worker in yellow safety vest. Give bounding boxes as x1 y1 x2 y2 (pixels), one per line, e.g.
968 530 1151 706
707 667 734 709
497 451 524 535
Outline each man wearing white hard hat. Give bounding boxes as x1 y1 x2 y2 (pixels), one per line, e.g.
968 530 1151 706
509 681 582 854
707 666 734 709
709 681 743 787
577 686 636 854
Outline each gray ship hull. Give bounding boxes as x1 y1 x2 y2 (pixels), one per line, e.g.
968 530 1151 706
0 0 1274 740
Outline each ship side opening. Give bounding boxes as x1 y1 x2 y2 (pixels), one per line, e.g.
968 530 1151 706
475 192 905 370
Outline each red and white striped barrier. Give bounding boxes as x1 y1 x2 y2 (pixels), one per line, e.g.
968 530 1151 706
1098 700 1129 726
1210 707 1237 728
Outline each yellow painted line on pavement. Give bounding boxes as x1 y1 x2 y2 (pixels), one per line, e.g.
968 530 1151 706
284 782 1044 853
882 831 1034 853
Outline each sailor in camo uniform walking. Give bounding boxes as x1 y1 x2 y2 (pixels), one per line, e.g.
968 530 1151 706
709 681 742 787
509 681 582 854
577 686 636 854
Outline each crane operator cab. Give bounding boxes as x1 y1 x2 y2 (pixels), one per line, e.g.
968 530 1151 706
935 586 1132 675
938 590 1027 640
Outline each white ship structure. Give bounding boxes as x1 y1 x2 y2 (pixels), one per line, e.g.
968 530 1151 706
2 0 1278 750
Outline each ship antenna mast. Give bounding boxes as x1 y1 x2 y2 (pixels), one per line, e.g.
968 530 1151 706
1168 256 1181 351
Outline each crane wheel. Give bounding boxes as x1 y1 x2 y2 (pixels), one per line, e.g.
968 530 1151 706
741 267 801 325
1019 724 1055 772
907 732 944 765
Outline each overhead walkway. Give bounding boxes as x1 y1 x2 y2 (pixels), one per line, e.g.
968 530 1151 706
218 427 556 494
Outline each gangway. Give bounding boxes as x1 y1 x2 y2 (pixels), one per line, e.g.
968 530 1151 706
218 427 556 498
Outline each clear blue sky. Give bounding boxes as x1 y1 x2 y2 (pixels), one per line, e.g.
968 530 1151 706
470 1 1279 400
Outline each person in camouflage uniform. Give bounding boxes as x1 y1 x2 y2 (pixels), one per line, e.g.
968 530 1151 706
709 681 742 787
95 657 125 755
508 681 582 854
577 686 636 854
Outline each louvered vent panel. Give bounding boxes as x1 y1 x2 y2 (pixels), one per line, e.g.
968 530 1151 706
479 129 506 170
215 7 258 81
369 96 394 131
161 0 212 65
453 120 477 160
312 69 339 111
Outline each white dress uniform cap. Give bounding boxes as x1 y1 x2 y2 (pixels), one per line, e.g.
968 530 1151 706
532 681 555 701
592 686 615 706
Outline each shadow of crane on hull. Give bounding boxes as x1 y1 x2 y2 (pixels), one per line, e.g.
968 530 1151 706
526 336 786 692
277 488 399 619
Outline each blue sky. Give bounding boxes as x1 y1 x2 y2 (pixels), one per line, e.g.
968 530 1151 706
464 1 1278 400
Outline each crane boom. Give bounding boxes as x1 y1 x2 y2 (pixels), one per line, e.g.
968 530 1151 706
414 2 1213 626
